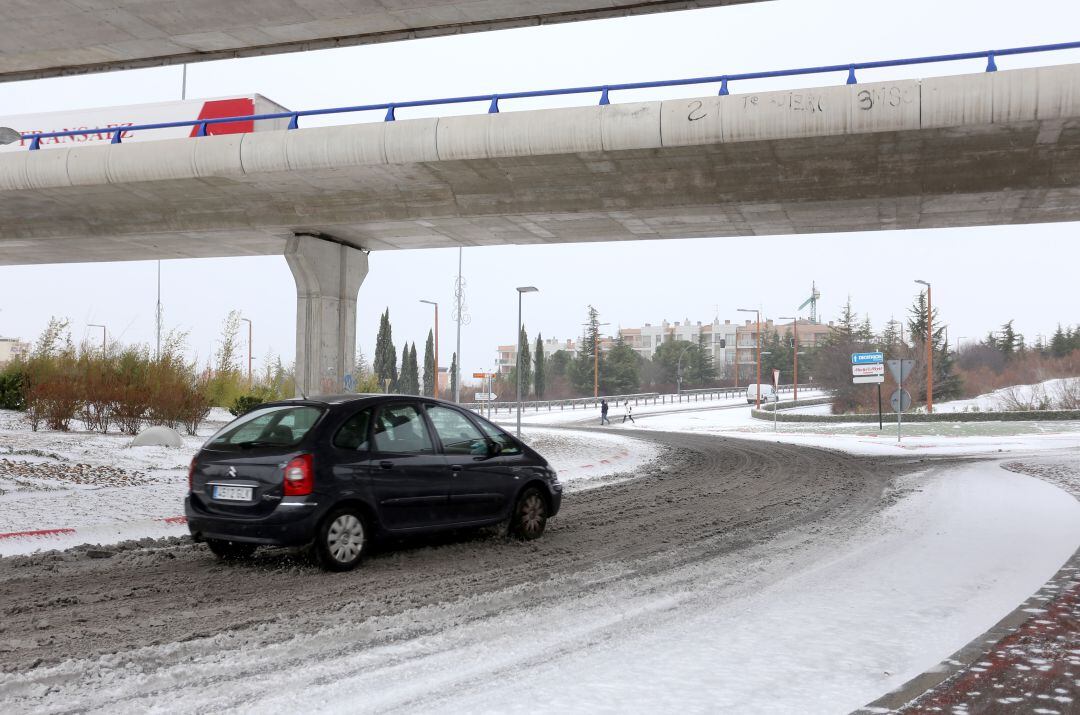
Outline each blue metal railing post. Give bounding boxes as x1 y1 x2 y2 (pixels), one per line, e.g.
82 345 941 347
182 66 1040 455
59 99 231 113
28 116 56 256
846 65 857 85
599 87 610 105
488 95 500 114
110 129 123 144
986 51 998 72
195 122 208 137
384 105 396 122
287 114 299 130
719 76 729 96
28 135 40 150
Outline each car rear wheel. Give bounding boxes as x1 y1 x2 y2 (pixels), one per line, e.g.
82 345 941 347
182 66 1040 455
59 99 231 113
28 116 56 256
509 487 548 540
205 539 257 561
315 507 369 571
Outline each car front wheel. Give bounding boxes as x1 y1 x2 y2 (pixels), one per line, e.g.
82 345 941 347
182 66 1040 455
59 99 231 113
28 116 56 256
315 507 369 571
510 487 549 540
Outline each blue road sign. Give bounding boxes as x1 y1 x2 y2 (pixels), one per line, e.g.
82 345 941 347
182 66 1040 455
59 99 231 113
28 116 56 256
851 351 884 365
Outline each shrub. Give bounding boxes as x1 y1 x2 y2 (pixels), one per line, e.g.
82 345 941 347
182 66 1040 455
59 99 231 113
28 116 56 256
0 368 25 411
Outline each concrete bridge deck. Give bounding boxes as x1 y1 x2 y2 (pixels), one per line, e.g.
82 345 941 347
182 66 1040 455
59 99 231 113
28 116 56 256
1 64 1078 266
0 1 765 82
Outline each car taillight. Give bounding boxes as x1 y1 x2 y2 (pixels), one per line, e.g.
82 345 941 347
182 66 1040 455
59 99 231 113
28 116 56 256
283 454 314 496
188 457 197 491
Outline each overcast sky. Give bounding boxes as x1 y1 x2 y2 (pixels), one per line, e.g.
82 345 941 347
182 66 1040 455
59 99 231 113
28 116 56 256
1 0 1078 380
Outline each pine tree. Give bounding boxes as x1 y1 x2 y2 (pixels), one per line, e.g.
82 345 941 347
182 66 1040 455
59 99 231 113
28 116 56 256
881 317 902 352
689 332 717 386
373 309 397 392
534 333 546 400
354 344 370 379
572 305 603 395
422 330 435 397
604 335 641 394
515 325 532 399
999 320 1019 360
449 352 459 401
907 290 961 404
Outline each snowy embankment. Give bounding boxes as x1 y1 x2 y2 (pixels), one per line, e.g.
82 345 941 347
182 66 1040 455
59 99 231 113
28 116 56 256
6 460 1076 714
0 409 659 555
926 376 1080 413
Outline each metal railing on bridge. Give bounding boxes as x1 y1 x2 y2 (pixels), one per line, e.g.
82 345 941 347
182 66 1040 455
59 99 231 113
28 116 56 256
13 40 1080 150
462 384 815 416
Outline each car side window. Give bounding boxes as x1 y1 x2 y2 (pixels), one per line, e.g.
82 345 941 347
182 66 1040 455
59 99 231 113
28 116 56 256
333 408 372 451
472 414 523 456
425 405 489 456
373 404 434 454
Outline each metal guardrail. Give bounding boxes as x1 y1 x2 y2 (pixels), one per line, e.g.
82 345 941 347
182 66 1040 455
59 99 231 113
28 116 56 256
14 40 1080 150
463 384 815 415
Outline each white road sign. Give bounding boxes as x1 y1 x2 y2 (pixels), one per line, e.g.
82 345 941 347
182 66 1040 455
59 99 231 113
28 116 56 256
852 363 885 377
474 393 498 401
853 375 885 384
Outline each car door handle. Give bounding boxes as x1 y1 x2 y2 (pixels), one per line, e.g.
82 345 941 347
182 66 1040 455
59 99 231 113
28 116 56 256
449 465 463 473
379 461 394 470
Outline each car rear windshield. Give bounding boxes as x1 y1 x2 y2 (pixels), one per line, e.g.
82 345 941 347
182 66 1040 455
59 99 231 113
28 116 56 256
205 405 324 450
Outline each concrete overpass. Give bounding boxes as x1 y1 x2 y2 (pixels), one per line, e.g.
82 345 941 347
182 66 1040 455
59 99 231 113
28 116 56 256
0 0 767 83
2 64 1078 391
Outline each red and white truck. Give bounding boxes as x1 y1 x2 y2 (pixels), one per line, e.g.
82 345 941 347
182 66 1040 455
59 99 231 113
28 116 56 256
0 94 290 152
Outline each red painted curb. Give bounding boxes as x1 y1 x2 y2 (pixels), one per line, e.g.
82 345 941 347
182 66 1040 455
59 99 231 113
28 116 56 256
0 527 77 540
0 516 186 541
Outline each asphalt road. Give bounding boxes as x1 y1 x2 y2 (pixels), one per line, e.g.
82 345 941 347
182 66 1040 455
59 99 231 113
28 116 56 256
0 431 928 711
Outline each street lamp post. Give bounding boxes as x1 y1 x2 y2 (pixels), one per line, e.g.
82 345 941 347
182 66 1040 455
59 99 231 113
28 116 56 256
915 280 933 413
515 287 538 438
239 318 253 386
779 316 801 401
737 308 762 408
88 324 106 355
420 299 439 398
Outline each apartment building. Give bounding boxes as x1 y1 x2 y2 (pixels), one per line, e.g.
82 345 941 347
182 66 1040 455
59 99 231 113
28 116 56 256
619 319 739 375
0 337 29 368
495 337 576 375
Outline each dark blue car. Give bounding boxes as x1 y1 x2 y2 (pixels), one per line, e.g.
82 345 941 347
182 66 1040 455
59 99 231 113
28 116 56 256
185 395 562 571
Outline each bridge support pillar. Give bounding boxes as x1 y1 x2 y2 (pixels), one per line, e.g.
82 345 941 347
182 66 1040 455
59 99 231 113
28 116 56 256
285 234 368 397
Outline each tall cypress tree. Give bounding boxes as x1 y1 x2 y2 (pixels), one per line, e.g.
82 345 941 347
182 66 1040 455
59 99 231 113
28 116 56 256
450 352 459 401
534 333 546 400
516 325 532 399
422 330 435 397
373 309 398 392
400 343 419 395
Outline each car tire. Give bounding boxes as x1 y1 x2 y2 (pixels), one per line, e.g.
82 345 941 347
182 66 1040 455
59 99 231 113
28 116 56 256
509 487 549 541
315 507 369 572
205 539 257 561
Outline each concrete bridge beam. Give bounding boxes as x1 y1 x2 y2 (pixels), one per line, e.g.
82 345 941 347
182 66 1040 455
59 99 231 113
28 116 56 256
285 234 368 397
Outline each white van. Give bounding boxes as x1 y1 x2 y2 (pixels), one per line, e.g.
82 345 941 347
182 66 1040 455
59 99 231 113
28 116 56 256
746 384 776 404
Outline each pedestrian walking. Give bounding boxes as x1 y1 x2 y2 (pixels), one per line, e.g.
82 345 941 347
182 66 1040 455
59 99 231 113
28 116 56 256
622 400 635 424
600 399 610 425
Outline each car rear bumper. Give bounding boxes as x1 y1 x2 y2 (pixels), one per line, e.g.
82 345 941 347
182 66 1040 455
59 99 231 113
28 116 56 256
185 496 323 546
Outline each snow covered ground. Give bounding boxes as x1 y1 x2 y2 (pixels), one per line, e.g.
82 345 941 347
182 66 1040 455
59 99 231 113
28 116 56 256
5 459 1076 714
925 376 1080 413
603 399 1080 458
0 409 659 555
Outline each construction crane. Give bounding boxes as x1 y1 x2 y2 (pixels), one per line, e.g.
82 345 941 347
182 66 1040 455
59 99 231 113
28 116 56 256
798 282 821 323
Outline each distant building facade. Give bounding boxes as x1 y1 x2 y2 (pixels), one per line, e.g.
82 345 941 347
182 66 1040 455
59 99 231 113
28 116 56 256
495 337 576 375
0 337 29 367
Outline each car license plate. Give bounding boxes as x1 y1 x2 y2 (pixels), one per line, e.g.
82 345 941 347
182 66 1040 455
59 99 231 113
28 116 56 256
213 485 253 501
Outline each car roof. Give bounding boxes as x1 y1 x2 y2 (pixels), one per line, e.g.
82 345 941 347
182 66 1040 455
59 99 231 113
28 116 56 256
270 394 471 409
